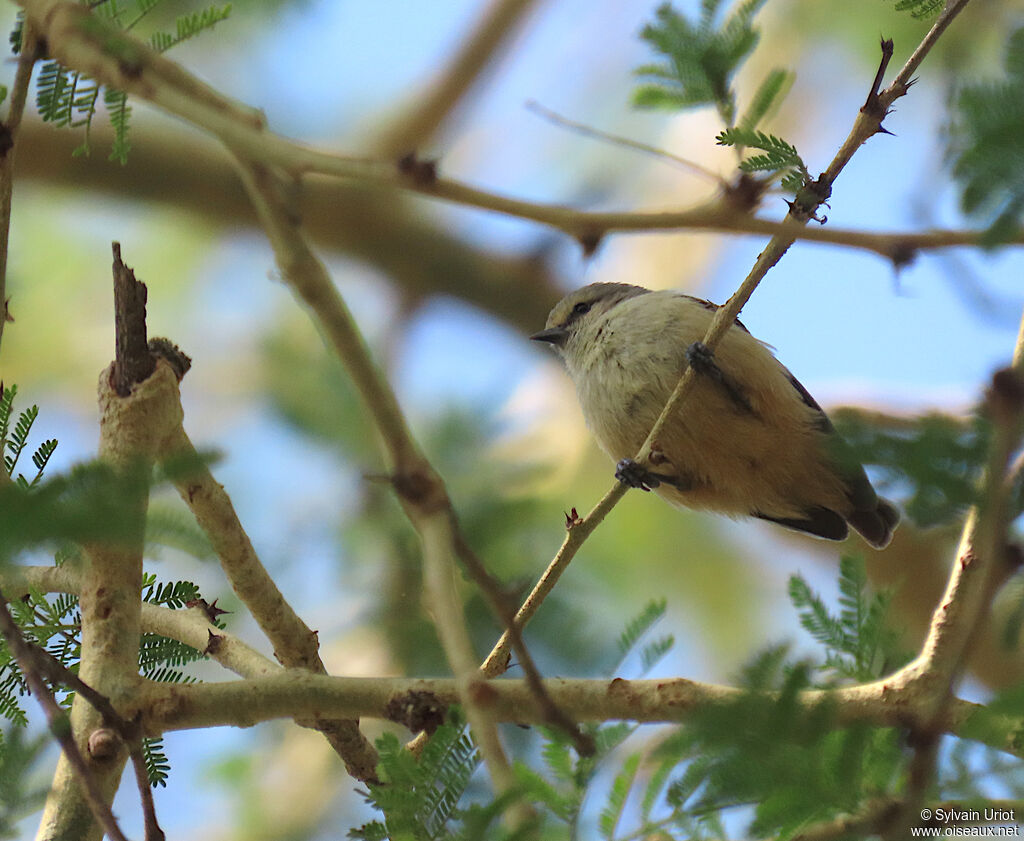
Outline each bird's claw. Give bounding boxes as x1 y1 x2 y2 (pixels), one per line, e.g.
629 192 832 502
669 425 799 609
685 341 754 415
615 458 660 491
685 341 716 373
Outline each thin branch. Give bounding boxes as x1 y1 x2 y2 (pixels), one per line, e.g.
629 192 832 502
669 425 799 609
0 562 285 681
0 18 40 352
902 334 1024 705
883 0 971 98
417 513 529 823
482 486 626 677
16 0 1007 270
0 591 131 841
525 99 727 186
484 17 972 675
453 532 594 755
376 0 543 156
231 156 531 816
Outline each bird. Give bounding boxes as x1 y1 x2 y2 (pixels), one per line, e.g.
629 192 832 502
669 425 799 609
530 282 899 548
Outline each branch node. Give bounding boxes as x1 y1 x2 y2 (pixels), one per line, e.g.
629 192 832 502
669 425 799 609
384 689 447 736
577 230 603 257
397 151 438 185
87 727 121 761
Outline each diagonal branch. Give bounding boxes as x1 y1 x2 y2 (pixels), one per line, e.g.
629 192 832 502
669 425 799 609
161 424 380 782
482 3 974 675
231 156 532 818
16 0 1000 278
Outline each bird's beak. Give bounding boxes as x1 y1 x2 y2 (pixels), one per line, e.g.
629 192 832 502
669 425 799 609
530 327 569 347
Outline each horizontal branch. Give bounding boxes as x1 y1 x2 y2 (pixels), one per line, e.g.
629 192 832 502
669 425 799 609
17 1 1014 269
140 670 1011 755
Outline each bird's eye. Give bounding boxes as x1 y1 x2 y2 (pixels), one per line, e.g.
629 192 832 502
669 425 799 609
572 301 591 317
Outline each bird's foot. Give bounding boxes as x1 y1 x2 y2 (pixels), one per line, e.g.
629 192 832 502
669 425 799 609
615 458 661 491
685 341 754 415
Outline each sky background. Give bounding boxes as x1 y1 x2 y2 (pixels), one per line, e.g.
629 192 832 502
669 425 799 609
5 0 1024 837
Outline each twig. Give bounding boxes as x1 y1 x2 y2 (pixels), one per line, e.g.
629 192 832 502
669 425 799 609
453 532 594 755
0 18 40 352
481 484 626 676
377 0 542 156
484 12 973 673
525 100 727 186
417 514 529 822
0 591 132 841
16 0 1004 269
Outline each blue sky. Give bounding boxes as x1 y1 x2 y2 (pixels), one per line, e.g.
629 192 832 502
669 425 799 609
9 0 1024 837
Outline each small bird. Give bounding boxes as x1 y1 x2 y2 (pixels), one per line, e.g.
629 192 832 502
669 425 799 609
531 282 899 548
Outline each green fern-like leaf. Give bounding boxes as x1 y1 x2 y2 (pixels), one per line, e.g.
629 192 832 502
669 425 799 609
0 384 16 445
616 598 667 660
5 404 38 476
141 576 202 609
30 439 58 481
360 718 480 840
632 0 769 126
35 62 74 126
599 752 641 839
949 27 1024 243
512 762 576 821
717 126 804 167
789 557 903 683
0 726 49 836
104 88 131 164
139 632 205 672
832 410 986 527
150 5 232 52
894 0 944 19
145 507 214 561
347 820 388 841
142 736 171 787
31 1 231 163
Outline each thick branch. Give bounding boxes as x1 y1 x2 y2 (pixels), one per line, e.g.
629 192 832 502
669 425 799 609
161 423 379 782
138 671 1007 754
38 356 182 841
232 157 530 813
